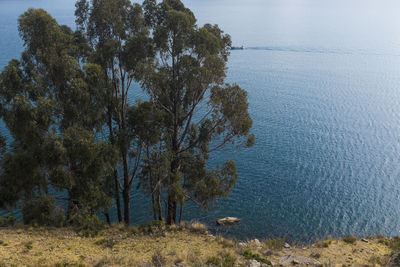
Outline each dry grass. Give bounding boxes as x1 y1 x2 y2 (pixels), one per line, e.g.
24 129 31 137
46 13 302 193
0 225 394 266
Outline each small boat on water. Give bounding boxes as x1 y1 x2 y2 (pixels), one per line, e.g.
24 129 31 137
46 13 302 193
231 45 245 50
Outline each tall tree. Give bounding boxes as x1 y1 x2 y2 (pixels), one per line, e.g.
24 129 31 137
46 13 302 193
142 0 254 224
75 0 155 224
0 9 115 219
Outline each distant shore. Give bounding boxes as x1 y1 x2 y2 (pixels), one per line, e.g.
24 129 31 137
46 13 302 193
0 223 397 266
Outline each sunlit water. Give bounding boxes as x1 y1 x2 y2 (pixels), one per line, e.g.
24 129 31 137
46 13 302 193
1 0 400 242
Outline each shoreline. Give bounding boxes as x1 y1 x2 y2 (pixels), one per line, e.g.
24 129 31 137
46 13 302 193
0 223 397 266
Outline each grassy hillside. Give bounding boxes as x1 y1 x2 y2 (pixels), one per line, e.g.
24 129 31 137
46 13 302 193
0 223 397 266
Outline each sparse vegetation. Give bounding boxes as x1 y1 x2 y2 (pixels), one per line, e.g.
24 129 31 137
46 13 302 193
188 221 208 234
23 241 33 250
343 235 357 244
152 249 167 267
72 213 104 237
310 252 321 259
0 216 16 227
242 249 271 265
0 227 394 266
316 239 333 248
206 256 221 266
216 236 236 248
389 236 400 251
264 238 285 250
378 238 390 246
94 238 116 249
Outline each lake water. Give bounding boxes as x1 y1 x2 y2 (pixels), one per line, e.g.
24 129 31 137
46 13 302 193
1 0 400 242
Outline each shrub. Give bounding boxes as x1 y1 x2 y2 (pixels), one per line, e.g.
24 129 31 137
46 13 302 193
71 212 104 237
310 252 321 259
24 241 33 250
139 220 166 235
264 238 285 250
94 238 116 249
223 254 236 267
216 236 236 248
206 256 221 266
343 235 357 244
242 249 271 265
187 252 204 267
378 238 390 246
389 252 400 267
189 221 208 234
22 195 64 227
316 239 332 248
128 226 140 236
0 216 16 227
205 254 236 267
389 236 400 251
151 249 166 267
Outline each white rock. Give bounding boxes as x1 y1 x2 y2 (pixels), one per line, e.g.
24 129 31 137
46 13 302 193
247 259 261 267
238 242 247 248
253 239 261 246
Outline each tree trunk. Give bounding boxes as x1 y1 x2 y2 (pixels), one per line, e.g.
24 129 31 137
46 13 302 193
156 191 163 221
107 107 122 223
167 196 177 225
121 140 130 224
122 187 130 224
179 204 183 224
114 170 122 223
105 211 111 225
166 125 179 224
151 194 157 221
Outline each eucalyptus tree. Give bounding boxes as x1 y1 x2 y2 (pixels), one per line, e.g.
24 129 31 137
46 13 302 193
75 0 155 224
142 0 254 224
0 9 116 219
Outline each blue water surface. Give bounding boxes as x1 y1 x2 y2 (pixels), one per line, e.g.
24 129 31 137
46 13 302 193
1 0 400 242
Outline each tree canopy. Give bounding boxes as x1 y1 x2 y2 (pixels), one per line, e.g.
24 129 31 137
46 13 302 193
0 0 254 227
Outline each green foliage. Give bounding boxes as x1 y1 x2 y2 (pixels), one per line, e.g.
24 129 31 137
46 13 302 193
23 241 33 250
0 0 253 229
141 0 254 224
242 250 271 265
0 7 115 220
62 126 116 213
0 216 16 227
343 235 357 244
206 254 236 267
222 254 236 267
22 195 65 227
206 256 221 266
138 220 166 235
378 238 390 246
71 213 104 237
